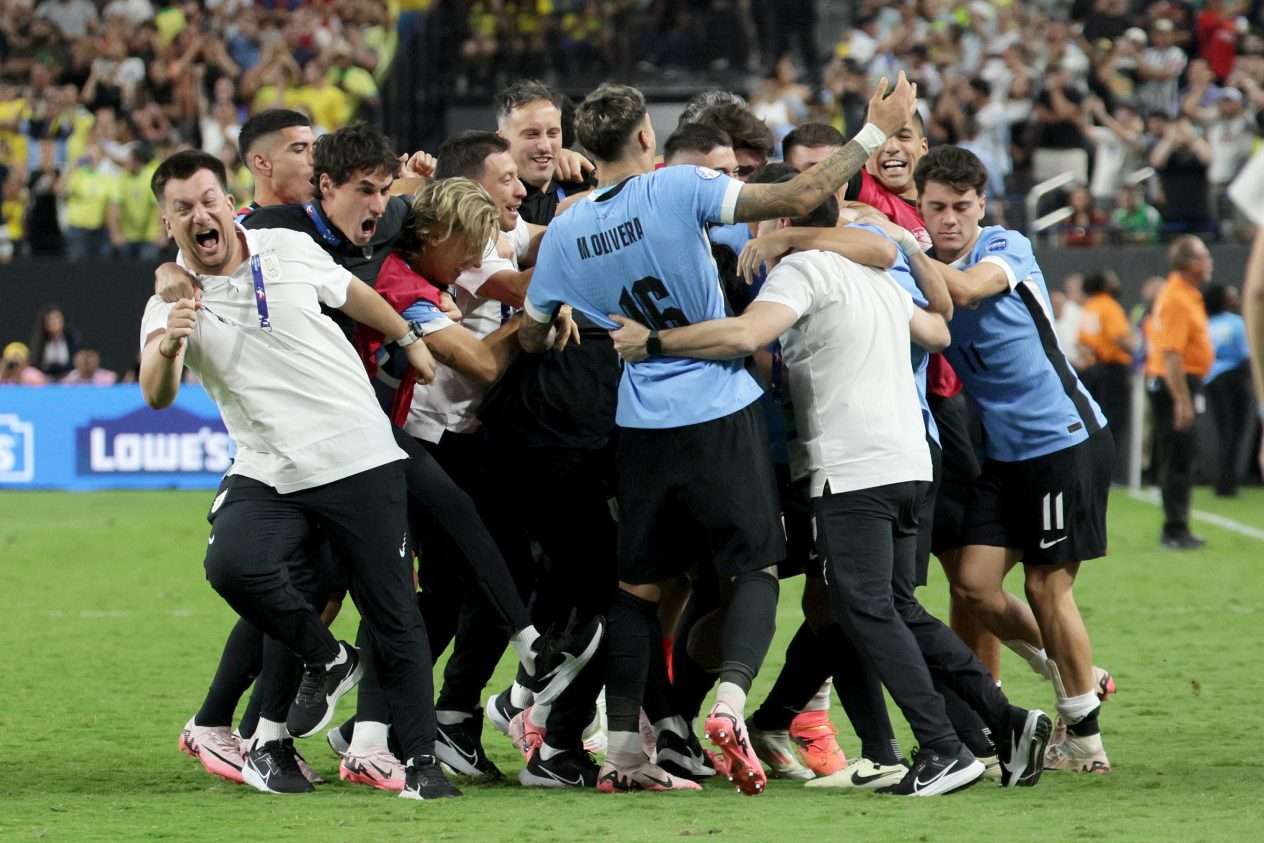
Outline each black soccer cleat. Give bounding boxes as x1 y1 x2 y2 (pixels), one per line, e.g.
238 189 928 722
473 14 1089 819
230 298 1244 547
485 687 524 737
877 744 985 797
527 616 604 707
287 641 363 739
519 746 600 788
400 755 462 800
997 706 1053 788
435 711 504 781
655 729 716 781
241 739 315 795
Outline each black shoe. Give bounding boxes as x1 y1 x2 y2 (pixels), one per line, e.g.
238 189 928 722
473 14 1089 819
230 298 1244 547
526 616 604 706
877 744 984 796
485 687 524 737
1160 532 1206 550
242 739 315 794
400 755 462 800
287 642 363 738
435 711 503 781
655 728 716 781
518 746 599 788
996 707 1052 788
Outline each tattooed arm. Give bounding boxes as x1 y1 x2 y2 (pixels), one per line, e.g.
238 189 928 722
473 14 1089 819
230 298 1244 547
733 73 918 222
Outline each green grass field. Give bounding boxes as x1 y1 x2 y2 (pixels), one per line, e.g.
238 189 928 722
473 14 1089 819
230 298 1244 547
2 487 1261 842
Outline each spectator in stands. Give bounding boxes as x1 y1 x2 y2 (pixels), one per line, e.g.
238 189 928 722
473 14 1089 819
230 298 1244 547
1203 283 1253 497
1031 70 1089 183
25 138 63 255
29 304 77 378
1137 19 1186 117
35 0 98 40
1204 89 1256 233
1054 273 1088 369
1085 97 1143 207
108 142 163 261
1078 269 1136 483
1148 113 1214 236
1 341 46 386
1110 184 1163 244
60 348 117 385
1196 0 1245 82
1061 185 1109 247
62 142 114 260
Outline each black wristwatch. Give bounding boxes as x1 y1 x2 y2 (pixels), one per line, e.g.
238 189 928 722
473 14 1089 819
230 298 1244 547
646 330 663 357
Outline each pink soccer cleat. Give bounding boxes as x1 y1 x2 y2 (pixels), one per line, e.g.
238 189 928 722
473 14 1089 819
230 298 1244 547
596 761 703 793
509 706 546 761
178 717 245 784
789 709 848 776
340 749 407 792
704 704 767 796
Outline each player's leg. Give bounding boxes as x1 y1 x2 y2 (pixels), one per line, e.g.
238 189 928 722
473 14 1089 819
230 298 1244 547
179 619 262 784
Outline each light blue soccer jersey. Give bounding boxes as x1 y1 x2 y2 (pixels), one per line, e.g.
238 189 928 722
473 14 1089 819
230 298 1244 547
942 225 1106 462
849 223 939 447
525 165 764 429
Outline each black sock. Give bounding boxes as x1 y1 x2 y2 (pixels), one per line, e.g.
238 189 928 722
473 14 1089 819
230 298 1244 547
605 589 658 734
820 623 902 766
719 570 779 691
1067 706 1101 738
940 684 995 756
670 580 721 721
751 621 831 731
642 615 674 725
195 619 264 728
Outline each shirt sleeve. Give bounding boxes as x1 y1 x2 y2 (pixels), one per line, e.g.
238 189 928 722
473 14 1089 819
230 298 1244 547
457 234 516 297
279 231 355 307
662 165 743 226
400 299 455 335
511 215 533 261
1153 292 1190 354
139 295 175 353
975 228 1036 291
522 228 564 324
754 257 815 319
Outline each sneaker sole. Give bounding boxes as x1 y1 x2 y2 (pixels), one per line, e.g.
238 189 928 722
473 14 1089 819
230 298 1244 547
292 658 365 739
518 768 591 788
241 763 314 795
705 716 767 796
656 749 716 782
1003 710 1053 788
533 620 605 707
340 766 404 793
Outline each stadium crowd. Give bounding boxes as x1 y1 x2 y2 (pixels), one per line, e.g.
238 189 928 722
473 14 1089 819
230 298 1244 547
4 0 1264 808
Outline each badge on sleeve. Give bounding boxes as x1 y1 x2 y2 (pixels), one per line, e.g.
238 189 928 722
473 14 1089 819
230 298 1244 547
696 166 723 180
261 253 281 281
986 237 1008 252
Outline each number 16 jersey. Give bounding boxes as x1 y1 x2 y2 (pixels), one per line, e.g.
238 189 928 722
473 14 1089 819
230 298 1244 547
524 165 763 429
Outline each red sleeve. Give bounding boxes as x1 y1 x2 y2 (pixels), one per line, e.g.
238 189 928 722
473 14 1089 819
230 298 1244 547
375 254 443 313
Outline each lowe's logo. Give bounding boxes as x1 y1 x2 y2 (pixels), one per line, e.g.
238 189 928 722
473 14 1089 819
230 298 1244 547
0 413 35 483
75 407 232 475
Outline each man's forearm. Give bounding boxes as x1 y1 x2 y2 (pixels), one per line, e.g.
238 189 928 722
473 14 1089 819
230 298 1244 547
905 249 953 319
734 138 873 221
775 227 896 269
661 318 763 360
340 277 408 340
139 337 183 409
1162 351 1191 405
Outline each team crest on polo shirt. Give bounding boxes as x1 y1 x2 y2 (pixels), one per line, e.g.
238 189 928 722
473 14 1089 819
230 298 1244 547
260 253 281 281
696 166 723 180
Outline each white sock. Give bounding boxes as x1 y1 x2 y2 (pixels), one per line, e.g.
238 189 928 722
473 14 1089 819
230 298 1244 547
435 709 471 726
252 717 287 747
652 715 689 739
324 642 347 670
540 741 565 761
510 626 541 674
529 702 550 728
1055 691 1099 726
607 730 648 769
1004 639 1052 680
509 681 534 710
715 681 748 717
349 720 390 754
804 678 832 712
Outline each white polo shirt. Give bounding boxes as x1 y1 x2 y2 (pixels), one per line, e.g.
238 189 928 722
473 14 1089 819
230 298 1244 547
755 249 932 497
139 226 406 493
405 216 531 443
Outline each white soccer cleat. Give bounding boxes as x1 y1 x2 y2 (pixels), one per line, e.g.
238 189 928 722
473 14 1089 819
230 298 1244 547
805 757 908 790
749 726 814 780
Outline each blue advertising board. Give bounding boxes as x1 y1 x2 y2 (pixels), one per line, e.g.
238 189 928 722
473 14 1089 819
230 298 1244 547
0 386 231 490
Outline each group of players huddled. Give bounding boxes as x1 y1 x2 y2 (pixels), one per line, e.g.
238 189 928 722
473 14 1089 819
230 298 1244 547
141 70 1117 801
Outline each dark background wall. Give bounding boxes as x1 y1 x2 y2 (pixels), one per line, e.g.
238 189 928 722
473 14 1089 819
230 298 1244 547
1 243 1255 374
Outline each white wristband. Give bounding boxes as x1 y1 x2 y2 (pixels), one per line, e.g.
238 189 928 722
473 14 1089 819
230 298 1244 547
853 123 889 156
895 228 922 255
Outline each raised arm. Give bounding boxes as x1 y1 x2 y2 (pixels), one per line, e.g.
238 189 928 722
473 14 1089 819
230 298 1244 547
736 226 896 284
732 74 918 222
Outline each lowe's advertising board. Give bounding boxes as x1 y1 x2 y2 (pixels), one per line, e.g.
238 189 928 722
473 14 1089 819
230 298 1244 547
0 386 231 490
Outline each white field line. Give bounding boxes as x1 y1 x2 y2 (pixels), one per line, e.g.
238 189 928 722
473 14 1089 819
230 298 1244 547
1127 488 1264 542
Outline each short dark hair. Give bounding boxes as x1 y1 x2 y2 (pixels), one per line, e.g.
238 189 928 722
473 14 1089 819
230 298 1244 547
693 103 774 158
313 122 401 189
575 83 648 162
1202 283 1227 317
494 79 561 123
747 163 837 227
663 123 733 163
678 89 748 126
435 131 511 180
151 149 228 202
237 109 311 164
914 145 988 196
747 162 800 185
782 123 846 160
